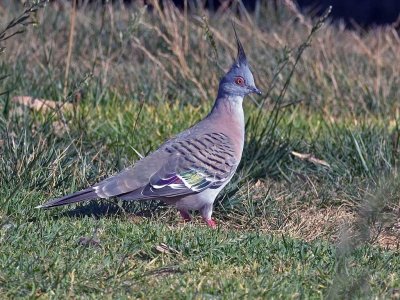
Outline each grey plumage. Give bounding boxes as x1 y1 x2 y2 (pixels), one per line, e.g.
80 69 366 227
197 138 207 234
37 27 261 228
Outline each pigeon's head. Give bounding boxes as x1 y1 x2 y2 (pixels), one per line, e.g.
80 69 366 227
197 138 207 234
218 27 262 98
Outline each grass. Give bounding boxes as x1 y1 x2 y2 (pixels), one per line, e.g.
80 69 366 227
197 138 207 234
0 0 399 298
1 219 399 298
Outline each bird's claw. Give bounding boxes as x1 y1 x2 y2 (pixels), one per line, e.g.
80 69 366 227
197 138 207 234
205 219 217 229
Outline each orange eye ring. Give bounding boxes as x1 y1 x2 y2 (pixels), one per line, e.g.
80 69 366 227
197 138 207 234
234 76 245 86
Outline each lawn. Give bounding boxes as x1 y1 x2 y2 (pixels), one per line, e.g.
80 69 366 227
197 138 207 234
0 1 399 298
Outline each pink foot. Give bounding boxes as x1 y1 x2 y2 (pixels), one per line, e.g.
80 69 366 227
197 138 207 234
205 219 217 229
179 210 191 222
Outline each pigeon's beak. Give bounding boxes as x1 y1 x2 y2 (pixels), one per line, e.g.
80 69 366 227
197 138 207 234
250 86 262 95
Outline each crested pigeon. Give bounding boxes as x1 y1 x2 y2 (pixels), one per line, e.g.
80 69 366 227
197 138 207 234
37 28 261 228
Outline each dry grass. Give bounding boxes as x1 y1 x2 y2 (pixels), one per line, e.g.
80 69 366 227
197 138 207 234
268 206 399 250
152 203 399 250
209 178 400 250
0 1 399 115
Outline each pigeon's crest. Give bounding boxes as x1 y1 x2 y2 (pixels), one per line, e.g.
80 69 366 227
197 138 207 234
233 24 247 67
217 25 261 98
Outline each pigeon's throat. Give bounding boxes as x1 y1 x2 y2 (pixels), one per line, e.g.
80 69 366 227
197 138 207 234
211 95 244 117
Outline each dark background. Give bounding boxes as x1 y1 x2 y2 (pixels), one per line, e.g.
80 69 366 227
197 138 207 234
169 0 400 28
58 0 400 28
294 0 399 27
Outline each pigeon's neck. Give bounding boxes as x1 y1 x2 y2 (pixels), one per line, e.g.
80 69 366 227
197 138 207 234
207 95 245 154
210 95 244 118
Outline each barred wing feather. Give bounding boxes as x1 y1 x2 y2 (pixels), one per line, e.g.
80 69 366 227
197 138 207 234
140 132 238 198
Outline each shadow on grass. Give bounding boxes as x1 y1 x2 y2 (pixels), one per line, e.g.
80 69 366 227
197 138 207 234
53 199 165 220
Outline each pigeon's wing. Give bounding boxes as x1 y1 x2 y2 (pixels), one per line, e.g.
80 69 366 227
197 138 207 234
93 149 171 198
39 132 238 207
119 132 238 200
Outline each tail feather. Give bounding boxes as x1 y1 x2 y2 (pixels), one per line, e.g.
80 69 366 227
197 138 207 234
37 188 98 209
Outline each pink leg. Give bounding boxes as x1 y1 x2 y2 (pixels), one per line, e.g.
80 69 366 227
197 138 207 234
204 218 217 229
179 210 191 222
200 204 216 229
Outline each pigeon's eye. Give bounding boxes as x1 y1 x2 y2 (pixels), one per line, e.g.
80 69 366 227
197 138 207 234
234 76 245 86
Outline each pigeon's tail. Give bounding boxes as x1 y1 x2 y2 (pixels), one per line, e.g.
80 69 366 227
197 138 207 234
36 188 98 209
